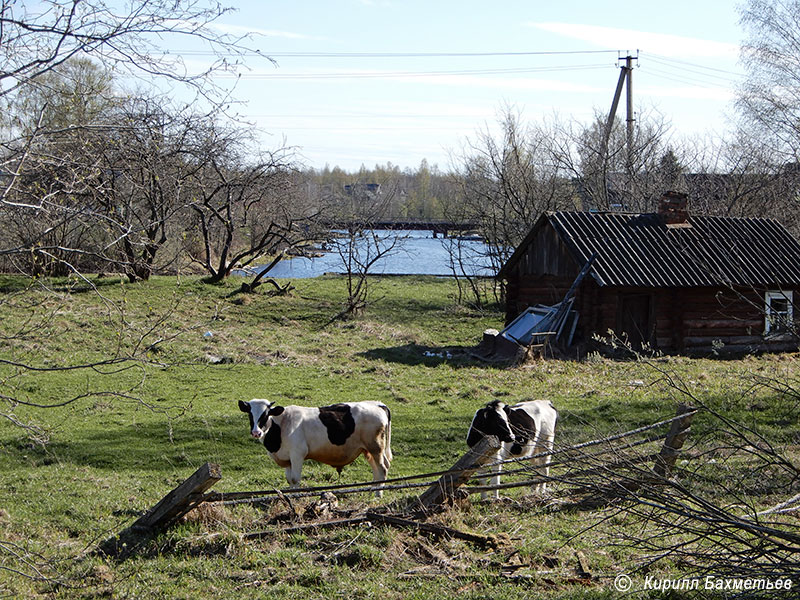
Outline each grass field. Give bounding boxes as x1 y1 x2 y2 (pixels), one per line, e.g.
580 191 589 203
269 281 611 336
1 274 798 598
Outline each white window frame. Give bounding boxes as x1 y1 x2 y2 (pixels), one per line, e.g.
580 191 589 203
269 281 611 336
765 290 794 335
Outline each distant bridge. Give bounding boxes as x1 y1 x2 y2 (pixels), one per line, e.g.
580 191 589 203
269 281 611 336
331 220 480 238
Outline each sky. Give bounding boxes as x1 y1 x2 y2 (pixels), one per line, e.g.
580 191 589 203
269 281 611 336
175 0 746 172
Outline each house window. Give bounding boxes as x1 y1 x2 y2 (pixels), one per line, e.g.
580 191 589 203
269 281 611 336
765 290 794 335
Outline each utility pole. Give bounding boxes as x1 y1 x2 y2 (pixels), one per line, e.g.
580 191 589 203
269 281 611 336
624 54 635 197
602 53 637 209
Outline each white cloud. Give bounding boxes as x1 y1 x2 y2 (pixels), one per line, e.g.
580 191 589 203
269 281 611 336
527 22 739 58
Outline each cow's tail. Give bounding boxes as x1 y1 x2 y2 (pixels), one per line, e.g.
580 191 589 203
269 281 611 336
379 403 393 464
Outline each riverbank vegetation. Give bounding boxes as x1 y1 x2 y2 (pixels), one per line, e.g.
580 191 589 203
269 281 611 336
1 274 798 598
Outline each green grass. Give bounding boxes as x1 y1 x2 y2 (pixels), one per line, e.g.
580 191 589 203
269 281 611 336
0 274 798 598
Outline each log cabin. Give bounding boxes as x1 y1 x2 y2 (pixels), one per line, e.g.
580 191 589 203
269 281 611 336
498 192 800 355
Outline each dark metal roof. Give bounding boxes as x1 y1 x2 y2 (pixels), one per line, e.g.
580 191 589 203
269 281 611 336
502 211 800 288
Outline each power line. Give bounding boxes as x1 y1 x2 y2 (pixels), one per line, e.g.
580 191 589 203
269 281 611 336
213 63 611 80
643 52 744 78
641 66 735 90
644 58 741 85
245 113 488 119
175 49 622 58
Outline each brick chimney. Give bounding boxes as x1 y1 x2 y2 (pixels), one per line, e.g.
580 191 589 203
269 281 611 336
658 190 689 225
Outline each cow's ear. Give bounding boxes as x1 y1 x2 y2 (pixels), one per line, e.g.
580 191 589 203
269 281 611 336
238 400 250 413
268 405 285 417
503 404 511 415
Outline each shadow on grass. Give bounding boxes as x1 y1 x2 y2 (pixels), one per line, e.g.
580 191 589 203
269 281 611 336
36 417 252 473
359 342 511 369
0 274 131 294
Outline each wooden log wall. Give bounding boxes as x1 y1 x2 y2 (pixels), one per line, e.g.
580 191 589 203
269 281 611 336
506 275 800 353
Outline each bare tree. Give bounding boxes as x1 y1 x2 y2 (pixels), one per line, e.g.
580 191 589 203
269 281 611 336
676 132 800 236
185 120 312 286
326 176 405 320
0 0 280 586
0 1 271 273
554 107 675 212
0 0 261 105
447 107 576 305
738 0 800 163
94 97 207 282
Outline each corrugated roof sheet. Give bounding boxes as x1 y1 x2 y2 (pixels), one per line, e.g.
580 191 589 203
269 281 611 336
510 211 800 288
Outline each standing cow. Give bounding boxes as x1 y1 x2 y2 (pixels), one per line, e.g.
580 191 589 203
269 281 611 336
238 399 392 496
466 399 557 499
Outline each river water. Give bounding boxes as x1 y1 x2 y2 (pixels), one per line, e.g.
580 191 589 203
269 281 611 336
251 230 495 279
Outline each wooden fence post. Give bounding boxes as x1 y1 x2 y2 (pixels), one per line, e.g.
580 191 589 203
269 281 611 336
132 462 222 531
97 462 221 557
653 404 696 478
415 436 501 511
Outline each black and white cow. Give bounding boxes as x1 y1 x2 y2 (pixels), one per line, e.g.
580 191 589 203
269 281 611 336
238 399 392 496
466 399 557 499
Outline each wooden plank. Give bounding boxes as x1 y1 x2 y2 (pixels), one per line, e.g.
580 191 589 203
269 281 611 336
365 512 497 548
244 516 368 539
683 335 763 346
575 550 592 579
132 462 222 531
415 436 501 511
246 511 498 548
683 319 762 330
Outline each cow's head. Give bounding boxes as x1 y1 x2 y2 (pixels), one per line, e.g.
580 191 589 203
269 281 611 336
238 399 284 439
466 400 515 447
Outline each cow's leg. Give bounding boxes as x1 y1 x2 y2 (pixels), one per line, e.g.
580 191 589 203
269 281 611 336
365 443 388 498
286 447 307 487
531 434 554 494
478 450 502 500
489 458 503 499
284 467 296 487
379 426 392 476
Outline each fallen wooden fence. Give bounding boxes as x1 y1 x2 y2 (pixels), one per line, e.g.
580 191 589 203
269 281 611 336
97 404 697 556
245 511 499 548
98 462 222 557
201 405 697 507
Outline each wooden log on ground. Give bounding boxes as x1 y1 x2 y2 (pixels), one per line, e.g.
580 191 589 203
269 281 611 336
415 435 501 511
365 512 498 548
246 511 498 548
244 516 369 539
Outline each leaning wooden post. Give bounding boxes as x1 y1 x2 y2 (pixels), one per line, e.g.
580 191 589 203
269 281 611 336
132 462 222 531
97 462 222 557
653 404 696 478
415 436 501 511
